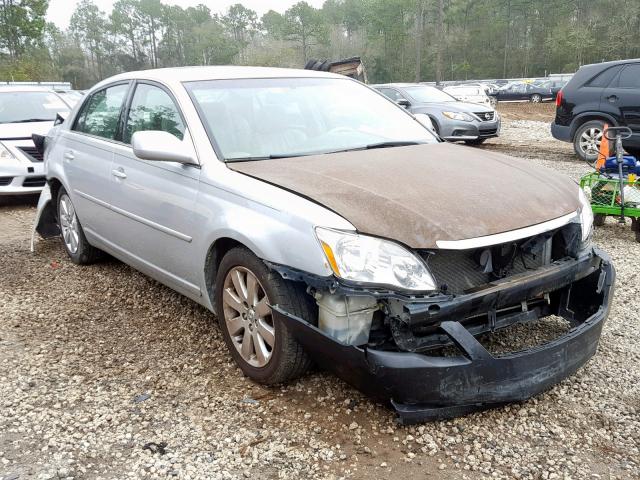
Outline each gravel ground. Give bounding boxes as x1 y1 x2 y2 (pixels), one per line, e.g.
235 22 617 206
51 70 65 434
1 108 639 479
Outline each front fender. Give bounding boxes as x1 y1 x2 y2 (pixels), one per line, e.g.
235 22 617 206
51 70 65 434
30 183 59 252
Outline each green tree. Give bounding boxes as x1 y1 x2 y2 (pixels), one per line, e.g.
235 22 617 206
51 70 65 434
0 0 48 59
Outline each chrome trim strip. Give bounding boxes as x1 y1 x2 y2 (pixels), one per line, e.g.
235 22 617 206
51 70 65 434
436 211 578 250
109 204 193 243
75 189 192 243
74 189 110 208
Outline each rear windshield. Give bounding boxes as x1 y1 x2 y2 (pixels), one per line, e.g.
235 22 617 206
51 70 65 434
0 91 69 124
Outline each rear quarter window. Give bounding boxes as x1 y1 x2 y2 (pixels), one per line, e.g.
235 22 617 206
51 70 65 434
586 66 622 88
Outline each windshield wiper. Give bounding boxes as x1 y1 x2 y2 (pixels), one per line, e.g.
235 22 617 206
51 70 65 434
225 142 425 162
329 140 425 154
225 153 306 162
364 140 425 149
10 118 54 123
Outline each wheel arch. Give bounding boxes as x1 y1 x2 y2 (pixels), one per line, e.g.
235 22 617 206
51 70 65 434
204 236 256 315
570 113 618 139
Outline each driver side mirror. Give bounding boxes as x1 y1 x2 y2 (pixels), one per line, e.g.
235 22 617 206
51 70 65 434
396 98 411 108
132 130 197 165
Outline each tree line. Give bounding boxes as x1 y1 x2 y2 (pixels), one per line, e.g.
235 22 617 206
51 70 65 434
1 0 639 89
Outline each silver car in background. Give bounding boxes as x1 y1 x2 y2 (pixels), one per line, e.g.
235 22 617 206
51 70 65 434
0 86 72 195
32 67 612 423
374 83 500 145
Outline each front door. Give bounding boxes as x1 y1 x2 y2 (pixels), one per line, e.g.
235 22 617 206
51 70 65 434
108 82 202 297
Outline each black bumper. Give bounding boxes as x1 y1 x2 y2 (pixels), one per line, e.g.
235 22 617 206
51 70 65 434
274 249 615 423
551 122 571 142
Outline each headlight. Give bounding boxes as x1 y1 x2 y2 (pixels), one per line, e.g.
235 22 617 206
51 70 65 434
578 188 594 242
0 142 16 161
442 111 474 122
315 227 437 292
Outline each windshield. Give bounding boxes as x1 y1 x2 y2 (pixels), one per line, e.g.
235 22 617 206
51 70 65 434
402 86 456 103
0 91 69 123
186 78 437 161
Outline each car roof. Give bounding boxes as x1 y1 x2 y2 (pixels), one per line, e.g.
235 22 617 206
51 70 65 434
92 65 343 91
372 83 429 88
0 85 60 93
584 58 640 69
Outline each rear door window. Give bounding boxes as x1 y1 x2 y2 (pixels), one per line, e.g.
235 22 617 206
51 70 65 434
73 84 129 140
616 64 640 89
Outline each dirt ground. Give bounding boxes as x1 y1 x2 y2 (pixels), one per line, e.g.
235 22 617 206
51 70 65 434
1 104 639 480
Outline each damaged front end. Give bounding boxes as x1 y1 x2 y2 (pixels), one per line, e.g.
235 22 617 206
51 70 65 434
269 222 615 423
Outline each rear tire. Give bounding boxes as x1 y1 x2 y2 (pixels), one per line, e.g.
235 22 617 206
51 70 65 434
530 94 542 103
593 213 606 227
215 247 314 385
56 187 102 265
573 120 605 162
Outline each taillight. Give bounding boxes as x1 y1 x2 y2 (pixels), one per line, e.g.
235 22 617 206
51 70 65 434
555 89 563 107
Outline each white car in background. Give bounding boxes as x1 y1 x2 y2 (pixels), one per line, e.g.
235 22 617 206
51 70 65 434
443 85 494 107
0 86 72 195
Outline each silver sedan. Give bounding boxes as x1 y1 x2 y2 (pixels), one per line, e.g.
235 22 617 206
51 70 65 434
33 67 611 422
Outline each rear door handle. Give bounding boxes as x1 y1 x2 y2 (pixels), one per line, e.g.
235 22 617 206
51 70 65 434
63 150 75 161
111 168 127 179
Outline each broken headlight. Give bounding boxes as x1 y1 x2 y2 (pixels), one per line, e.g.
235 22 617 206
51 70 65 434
578 187 594 243
315 227 437 292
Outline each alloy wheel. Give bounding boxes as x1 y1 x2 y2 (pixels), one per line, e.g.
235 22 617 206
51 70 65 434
579 127 602 157
531 94 542 103
59 193 80 254
222 266 275 368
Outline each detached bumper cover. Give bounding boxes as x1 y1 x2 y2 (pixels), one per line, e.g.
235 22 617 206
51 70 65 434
273 249 614 423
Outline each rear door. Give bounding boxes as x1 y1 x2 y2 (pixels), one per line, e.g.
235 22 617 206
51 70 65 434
62 82 130 237
604 63 640 144
108 81 202 297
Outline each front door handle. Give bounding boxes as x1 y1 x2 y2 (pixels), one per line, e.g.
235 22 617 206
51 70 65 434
607 95 618 103
63 150 75 161
112 168 127 179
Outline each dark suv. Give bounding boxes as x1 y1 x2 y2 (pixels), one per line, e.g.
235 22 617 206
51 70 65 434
551 59 640 160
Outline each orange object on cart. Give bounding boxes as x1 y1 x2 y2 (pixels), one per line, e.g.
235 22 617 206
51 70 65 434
596 123 609 169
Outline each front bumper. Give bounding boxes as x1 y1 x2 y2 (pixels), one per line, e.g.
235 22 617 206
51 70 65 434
440 117 501 141
273 248 614 423
0 141 45 195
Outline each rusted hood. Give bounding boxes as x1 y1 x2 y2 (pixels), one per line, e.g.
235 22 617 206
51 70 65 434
229 143 580 248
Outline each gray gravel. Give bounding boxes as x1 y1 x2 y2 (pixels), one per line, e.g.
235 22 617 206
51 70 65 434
1 117 639 480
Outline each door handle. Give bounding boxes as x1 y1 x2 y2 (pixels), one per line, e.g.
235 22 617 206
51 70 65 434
111 168 127 179
63 151 75 161
607 95 618 103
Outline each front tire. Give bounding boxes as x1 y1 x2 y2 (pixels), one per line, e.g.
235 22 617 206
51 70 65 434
530 94 542 103
215 247 314 384
573 120 605 161
56 187 102 264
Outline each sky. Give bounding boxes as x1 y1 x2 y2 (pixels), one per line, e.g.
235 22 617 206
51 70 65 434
47 0 326 29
